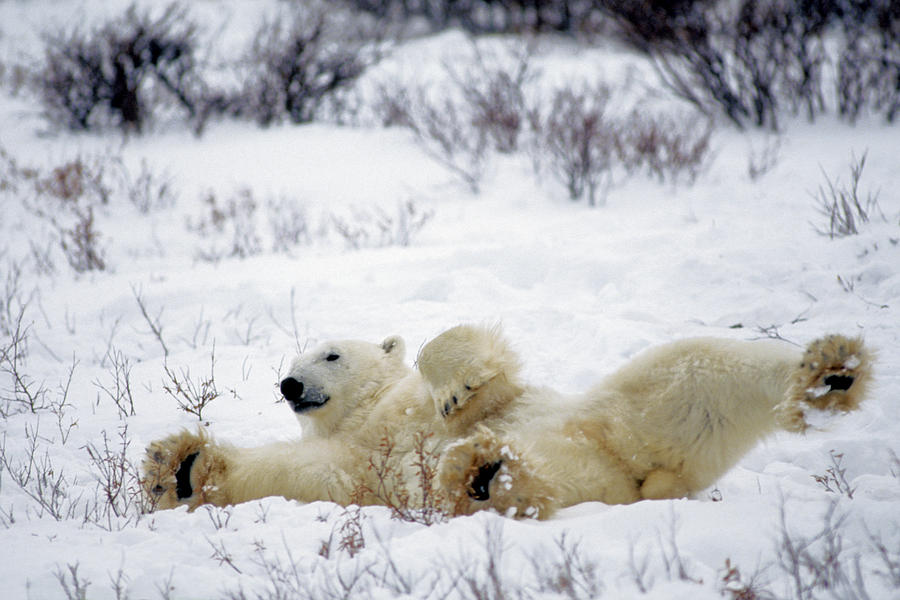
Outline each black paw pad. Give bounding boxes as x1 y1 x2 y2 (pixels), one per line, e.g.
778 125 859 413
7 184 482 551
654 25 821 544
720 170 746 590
468 461 502 501
824 374 854 392
176 452 199 500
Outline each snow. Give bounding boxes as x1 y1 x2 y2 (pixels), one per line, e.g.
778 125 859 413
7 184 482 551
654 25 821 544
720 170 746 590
1 2 899 599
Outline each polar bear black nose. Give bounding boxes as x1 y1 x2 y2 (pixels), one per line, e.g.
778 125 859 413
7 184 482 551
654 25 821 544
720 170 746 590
280 377 304 404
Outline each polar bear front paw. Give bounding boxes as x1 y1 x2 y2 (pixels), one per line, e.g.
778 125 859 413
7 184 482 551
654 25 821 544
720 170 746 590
142 429 225 511
433 374 489 419
417 325 525 430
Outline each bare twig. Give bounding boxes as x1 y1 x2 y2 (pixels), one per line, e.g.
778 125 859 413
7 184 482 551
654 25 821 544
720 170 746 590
161 345 221 421
207 536 242 574
813 151 881 239
55 563 91 600
204 505 233 531
93 347 136 419
628 537 652 594
131 284 169 358
812 450 856 499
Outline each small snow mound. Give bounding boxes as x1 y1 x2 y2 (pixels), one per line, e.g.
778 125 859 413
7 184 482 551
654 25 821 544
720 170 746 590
499 445 519 460
843 355 861 370
807 385 831 399
803 408 843 431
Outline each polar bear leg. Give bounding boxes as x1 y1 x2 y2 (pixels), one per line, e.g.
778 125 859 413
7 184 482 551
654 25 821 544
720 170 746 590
777 335 870 432
144 431 362 511
640 469 690 500
417 325 524 432
143 429 229 510
439 426 558 519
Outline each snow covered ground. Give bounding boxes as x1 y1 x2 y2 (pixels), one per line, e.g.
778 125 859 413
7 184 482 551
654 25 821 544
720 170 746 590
1 2 898 598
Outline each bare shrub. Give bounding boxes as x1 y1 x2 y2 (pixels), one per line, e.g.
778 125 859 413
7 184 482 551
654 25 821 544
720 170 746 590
534 84 616 206
25 156 112 273
33 3 203 133
238 537 371 600
35 156 111 204
657 508 701 584
813 151 881 239
5 149 174 273
747 135 782 181
55 563 91 600
0 260 34 343
122 159 177 214
375 47 532 191
331 200 434 250
869 530 900 589
616 110 712 184
452 520 523 600
235 2 384 126
407 87 490 193
59 205 107 272
1 305 49 416
190 188 262 262
267 196 310 254
775 498 872 600
1 307 77 434
719 558 774 600
93 348 136 419
446 42 535 154
372 80 417 129
154 569 177 600
812 450 855 499
332 506 366 558
0 422 81 520
353 431 449 525
84 424 155 528
161 347 221 421
530 533 603 599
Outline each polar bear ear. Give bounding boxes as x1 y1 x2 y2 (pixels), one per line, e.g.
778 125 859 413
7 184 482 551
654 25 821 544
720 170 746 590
381 335 405 359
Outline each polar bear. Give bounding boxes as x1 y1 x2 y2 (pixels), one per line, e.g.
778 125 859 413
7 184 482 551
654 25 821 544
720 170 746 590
143 325 870 519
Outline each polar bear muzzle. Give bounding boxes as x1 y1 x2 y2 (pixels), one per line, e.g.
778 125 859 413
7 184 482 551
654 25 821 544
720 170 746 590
280 377 330 413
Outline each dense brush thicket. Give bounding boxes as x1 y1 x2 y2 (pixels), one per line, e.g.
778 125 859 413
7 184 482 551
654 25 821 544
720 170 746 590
343 0 597 33
19 0 900 136
32 1 384 134
598 0 900 128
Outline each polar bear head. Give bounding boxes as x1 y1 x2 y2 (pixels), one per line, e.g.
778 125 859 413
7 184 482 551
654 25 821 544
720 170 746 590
280 335 408 436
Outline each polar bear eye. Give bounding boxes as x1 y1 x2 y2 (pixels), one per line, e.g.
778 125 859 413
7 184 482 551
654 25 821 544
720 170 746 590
326 353 340 362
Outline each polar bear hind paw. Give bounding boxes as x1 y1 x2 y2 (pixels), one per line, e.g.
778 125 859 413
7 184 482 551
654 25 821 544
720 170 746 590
468 460 503 501
142 429 223 511
778 335 871 432
439 427 557 519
